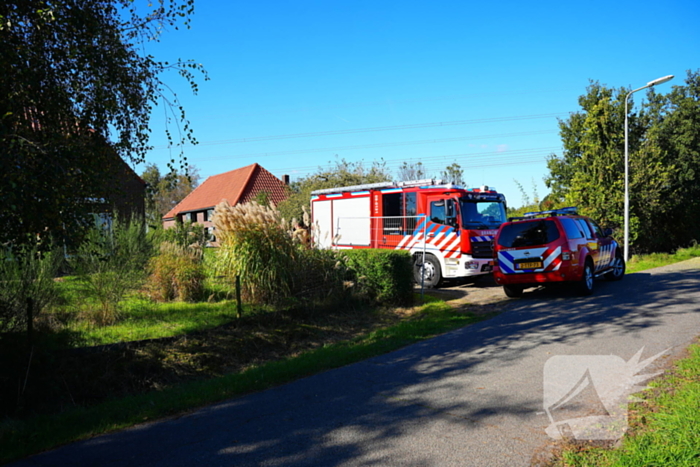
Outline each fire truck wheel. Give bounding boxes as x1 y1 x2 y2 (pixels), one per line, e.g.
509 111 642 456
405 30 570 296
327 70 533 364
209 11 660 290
605 254 625 281
577 259 595 296
414 255 442 288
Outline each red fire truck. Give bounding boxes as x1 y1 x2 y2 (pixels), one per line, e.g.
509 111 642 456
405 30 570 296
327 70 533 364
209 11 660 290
310 179 508 287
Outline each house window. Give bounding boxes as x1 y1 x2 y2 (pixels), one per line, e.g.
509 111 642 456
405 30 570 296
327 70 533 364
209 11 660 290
190 212 197 223
206 227 216 244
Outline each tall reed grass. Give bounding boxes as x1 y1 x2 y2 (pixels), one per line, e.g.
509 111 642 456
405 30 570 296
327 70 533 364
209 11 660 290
213 201 349 306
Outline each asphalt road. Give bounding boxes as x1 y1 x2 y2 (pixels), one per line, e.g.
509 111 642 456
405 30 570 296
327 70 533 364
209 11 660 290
12 259 700 466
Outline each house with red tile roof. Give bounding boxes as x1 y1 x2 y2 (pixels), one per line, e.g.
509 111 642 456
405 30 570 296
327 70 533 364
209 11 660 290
162 163 289 245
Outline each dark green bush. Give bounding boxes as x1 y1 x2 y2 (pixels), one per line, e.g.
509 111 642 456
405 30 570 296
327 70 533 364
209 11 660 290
343 249 413 306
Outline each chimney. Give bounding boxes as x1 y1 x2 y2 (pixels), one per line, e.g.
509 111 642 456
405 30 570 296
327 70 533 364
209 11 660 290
283 174 290 185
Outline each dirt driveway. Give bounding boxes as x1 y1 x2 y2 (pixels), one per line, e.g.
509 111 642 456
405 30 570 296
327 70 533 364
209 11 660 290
418 275 512 315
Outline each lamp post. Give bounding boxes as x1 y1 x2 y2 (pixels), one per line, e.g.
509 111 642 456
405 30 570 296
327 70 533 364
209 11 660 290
624 74 674 263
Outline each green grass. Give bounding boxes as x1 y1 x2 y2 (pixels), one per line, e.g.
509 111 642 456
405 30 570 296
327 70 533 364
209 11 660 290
71 299 243 346
626 243 700 274
557 343 700 467
48 276 246 346
0 299 483 463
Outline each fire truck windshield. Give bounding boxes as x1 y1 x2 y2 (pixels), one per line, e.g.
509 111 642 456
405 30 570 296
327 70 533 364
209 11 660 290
460 199 507 229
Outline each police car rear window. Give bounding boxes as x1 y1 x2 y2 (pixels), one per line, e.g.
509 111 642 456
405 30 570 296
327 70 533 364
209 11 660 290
498 220 560 248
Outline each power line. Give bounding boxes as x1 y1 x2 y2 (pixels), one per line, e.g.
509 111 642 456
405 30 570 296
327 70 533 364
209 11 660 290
151 112 566 149
170 129 558 163
256 146 559 180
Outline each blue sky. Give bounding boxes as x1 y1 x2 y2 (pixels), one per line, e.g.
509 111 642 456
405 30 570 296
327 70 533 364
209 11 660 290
138 0 699 208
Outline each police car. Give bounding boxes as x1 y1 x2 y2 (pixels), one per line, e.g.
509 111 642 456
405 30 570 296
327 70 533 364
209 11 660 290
492 207 625 297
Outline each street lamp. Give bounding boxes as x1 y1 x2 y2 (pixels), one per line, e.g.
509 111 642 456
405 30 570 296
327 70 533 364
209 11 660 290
624 74 674 263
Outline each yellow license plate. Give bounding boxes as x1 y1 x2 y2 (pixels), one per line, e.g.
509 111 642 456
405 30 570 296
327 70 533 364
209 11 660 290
516 261 542 269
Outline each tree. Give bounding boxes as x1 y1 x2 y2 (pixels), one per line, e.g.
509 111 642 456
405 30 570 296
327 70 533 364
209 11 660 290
0 0 207 248
277 158 391 225
142 164 200 227
545 72 700 253
397 161 427 181
640 70 700 251
554 83 631 228
440 162 465 185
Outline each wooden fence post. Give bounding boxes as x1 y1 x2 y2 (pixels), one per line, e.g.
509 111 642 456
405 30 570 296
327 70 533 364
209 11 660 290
235 275 242 318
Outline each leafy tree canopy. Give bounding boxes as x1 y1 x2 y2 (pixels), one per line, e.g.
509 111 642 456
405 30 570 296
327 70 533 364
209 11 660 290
545 70 700 253
277 158 391 225
440 162 465 186
0 0 206 248
396 161 426 182
141 164 200 227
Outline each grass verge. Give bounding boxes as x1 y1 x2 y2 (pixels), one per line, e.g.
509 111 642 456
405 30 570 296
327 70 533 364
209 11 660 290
0 298 486 463
626 243 700 274
46 276 252 346
554 342 700 467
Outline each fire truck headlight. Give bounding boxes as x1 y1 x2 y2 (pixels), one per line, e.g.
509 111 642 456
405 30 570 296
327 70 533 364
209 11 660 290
465 261 479 270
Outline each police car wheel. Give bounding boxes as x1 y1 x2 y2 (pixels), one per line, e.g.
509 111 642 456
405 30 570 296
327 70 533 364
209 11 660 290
605 255 625 281
503 285 523 298
577 260 595 296
414 255 441 288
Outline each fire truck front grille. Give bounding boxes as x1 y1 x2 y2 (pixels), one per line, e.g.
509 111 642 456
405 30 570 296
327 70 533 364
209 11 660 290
471 240 494 258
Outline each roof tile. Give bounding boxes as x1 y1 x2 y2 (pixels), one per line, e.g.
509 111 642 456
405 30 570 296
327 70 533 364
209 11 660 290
163 163 288 219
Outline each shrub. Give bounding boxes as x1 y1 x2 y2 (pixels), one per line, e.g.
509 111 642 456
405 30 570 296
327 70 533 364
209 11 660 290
343 249 414 306
147 242 205 302
290 247 351 305
69 216 151 325
0 245 61 334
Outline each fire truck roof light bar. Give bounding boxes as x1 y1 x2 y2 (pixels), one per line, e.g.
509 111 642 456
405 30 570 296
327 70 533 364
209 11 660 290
395 178 444 187
310 179 502 196
310 181 394 196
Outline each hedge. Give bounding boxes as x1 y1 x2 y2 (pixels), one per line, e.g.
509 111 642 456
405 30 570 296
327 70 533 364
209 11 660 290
342 249 413 307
